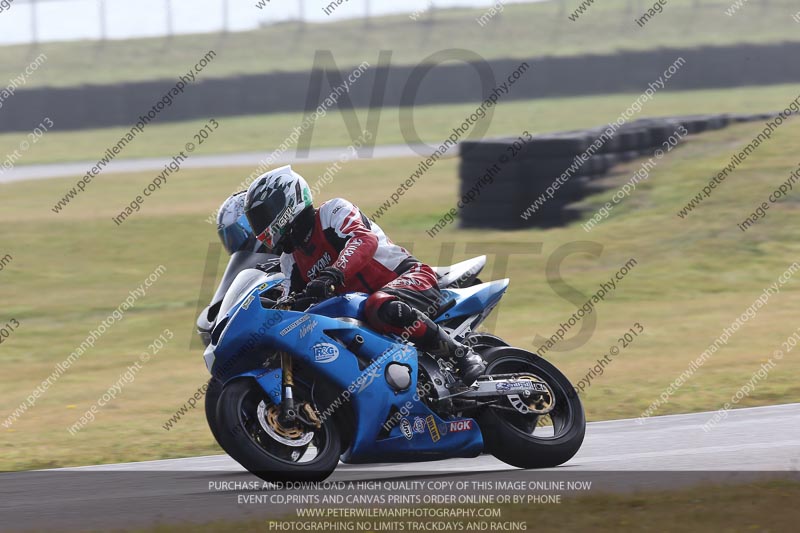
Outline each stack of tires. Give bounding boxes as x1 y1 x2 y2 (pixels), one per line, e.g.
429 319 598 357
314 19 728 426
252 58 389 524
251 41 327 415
458 112 767 229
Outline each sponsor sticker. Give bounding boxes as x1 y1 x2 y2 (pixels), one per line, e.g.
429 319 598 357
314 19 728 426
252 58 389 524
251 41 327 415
448 420 474 433
495 380 547 393
400 418 413 440
313 342 340 364
280 314 311 336
412 417 426 434
275 207 294 228
241 294 255 311
426 415 441 443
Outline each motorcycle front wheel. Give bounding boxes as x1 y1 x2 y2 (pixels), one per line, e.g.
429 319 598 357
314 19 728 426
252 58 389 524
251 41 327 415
215 378 341 482
205 377 225 448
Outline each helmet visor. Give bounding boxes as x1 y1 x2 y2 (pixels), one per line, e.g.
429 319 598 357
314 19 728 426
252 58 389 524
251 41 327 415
246 191 288 251
218 225 246 255
217 214 254 255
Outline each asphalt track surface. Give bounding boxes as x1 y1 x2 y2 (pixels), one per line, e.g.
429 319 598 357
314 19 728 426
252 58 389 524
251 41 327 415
0 144 457 185
3 403 799 531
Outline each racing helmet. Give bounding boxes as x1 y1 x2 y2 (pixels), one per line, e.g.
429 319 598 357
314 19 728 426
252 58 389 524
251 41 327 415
216 191 266 255
244 165 313 254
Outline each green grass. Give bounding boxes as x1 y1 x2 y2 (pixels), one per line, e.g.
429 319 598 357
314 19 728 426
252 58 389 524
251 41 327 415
2 111 800 470
123 478 800 532
2 83 800 168
1 0 799 88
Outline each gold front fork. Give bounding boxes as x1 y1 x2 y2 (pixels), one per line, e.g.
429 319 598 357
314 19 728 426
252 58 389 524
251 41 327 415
280 351 294 387
275 301 297 422
280 350 296 421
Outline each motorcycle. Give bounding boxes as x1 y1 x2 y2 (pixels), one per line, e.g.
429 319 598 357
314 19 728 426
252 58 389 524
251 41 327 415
198 254 585 481
197 250 488 451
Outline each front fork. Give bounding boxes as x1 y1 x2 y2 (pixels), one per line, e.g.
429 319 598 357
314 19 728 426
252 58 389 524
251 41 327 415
275 301 298 424
280 350 297 423
275 301 321 429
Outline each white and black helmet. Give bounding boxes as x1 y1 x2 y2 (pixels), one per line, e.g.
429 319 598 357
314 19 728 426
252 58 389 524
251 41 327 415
244 166 313 254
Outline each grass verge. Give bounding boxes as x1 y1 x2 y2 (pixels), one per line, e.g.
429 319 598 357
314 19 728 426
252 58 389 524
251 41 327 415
1 83 800 167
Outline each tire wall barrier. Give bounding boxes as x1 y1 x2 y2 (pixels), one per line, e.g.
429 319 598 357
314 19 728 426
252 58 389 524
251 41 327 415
1 42 800 133
458 113 767 229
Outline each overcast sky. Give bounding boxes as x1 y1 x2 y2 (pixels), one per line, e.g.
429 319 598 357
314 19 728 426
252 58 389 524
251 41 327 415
0 0 541 46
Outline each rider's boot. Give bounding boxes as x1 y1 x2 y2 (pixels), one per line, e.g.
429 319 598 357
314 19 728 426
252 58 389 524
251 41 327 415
416 315 486 385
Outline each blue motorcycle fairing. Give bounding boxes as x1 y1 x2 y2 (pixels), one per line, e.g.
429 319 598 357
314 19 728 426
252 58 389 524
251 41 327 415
203 273 284 374
224 368 284 406
301 279 509 325
306 292 369 321
212 286 484 462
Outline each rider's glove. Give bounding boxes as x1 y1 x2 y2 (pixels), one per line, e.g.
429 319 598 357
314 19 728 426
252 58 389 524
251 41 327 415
305 267 345 299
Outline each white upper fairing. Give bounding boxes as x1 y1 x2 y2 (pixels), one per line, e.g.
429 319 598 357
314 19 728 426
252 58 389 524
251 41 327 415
433 256 487 288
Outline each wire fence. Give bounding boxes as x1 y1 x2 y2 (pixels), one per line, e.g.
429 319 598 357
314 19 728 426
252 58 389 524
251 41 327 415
3 0 239 44
0 0 792 47
3 0 386 45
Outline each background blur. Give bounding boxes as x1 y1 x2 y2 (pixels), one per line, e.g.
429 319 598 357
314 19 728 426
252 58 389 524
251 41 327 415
2 0 799 474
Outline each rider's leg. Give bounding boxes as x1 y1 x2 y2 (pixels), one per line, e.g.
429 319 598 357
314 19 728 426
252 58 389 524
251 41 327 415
364 289 485 386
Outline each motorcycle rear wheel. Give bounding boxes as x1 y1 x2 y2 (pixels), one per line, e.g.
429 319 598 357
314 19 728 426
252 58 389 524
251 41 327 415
477 347 585 469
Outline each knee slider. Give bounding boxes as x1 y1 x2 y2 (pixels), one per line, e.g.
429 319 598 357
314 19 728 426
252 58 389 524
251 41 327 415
365 292 400 328
379 300 417 328
365 291 418 331
365 291 432 339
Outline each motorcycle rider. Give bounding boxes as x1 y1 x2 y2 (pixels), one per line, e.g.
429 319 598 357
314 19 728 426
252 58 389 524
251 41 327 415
243 165 486 385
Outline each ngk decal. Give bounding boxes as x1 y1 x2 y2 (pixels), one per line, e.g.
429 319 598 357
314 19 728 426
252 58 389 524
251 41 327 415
448 420 473 433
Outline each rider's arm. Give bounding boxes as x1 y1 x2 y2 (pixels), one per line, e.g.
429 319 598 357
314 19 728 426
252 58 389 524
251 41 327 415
320 198 379 285
279 253 305 297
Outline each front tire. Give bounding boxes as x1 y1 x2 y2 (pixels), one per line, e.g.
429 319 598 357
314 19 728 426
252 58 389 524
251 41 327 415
215 379 342 482
205 377 225 449
477 347 585 469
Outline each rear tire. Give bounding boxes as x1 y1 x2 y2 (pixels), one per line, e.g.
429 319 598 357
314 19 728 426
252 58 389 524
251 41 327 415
216 379 342 482
466 332 508 352
477 347 585 469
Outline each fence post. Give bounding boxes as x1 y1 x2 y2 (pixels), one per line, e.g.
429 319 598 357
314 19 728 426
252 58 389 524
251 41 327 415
164 0 173 40
98 0 107 42
30 0 39 46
